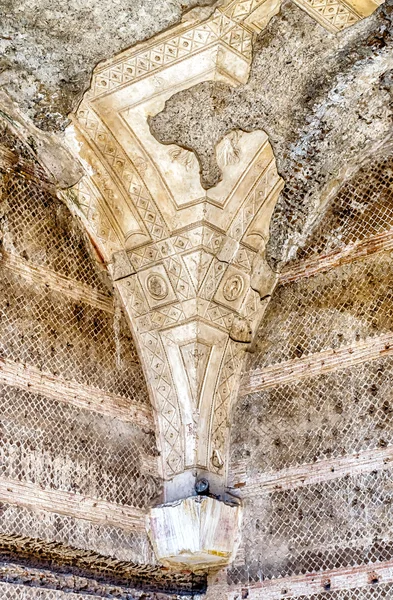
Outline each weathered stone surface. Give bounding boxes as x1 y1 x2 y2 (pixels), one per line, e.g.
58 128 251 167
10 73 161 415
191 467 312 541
1 0 393 598
0 0 216 132
147 496 242 570
0 91 83 187
64 4 285 488
0 153 170 592
227 133 393 596
0 545 207 596
150 0 393 266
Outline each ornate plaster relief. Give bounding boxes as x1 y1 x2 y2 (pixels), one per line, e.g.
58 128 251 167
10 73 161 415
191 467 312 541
62 0 381 497
62 0 284 498
292 0 382 32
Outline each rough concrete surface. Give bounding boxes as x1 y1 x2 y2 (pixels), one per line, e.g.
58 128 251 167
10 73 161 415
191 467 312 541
0 0 216 131
150 0 393 266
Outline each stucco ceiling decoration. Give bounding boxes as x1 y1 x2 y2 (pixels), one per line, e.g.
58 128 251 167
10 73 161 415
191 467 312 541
292 0 382 31
62 0 381 496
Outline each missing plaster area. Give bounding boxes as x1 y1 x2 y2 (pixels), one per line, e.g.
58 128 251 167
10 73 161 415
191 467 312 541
150 0 393 267
0 263 147 400
232 354 393 472
1 174 109 290
0 173 150 403
0 383 159 508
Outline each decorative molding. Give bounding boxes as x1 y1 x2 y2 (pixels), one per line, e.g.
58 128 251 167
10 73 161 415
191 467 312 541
0 356 154 430
229 444 393 495
1 250 114 314
240 331 393 395
227 558 393 599
292 0 360 32
281 228 393 285
63 2 284 488
293 0 381 33
62 0 382 488
220 0 283 32
86 11 254 101
0 477 146 532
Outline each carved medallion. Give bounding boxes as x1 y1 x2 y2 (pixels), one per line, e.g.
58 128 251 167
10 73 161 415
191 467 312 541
146 273 168 300
223 274 244 302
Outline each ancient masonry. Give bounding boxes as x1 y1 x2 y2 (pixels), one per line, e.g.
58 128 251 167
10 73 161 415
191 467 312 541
0 0 391 597
225 151 393 598
0 132 203 597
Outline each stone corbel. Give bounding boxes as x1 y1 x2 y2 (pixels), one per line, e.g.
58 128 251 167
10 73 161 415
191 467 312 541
147 494 243 570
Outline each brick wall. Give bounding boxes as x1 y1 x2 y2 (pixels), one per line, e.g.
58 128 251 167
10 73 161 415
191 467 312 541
0 131 205 596
225 151 393 599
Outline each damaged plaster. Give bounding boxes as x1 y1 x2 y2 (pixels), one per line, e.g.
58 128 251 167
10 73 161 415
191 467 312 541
1 1 393 597
150 0 393 266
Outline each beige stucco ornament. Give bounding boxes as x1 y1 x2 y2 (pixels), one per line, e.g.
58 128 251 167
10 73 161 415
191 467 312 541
147 495 243 570
62 0 283 499
61 0 381 501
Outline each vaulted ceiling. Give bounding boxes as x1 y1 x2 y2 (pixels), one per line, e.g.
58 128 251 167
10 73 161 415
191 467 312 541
0 0 391 500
